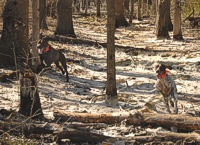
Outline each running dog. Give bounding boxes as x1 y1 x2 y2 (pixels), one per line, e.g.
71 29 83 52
155 63 178 114
37 39 69 82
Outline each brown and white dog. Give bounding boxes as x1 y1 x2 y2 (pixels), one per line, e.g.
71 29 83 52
155 64 178 114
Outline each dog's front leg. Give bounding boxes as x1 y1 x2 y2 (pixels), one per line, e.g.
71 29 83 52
164 97 171 113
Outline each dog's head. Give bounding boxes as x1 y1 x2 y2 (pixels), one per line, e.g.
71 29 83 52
37 37 51 54
155 64 172 78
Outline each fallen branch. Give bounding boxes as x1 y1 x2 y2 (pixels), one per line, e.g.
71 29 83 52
54 109 200 132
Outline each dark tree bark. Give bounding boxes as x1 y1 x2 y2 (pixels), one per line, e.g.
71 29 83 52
56 0 76 38
0 0 29 67
166 0 173 31
155 0 170 39
115 0 130 28
106 0 117 106
39 0 48 30
96 0 101 17
173 0 183 40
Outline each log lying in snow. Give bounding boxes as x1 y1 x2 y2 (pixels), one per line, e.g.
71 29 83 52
56 128 110 144
0 71 18 82
54 109 200 132
0 121 53 135
127 131 200 143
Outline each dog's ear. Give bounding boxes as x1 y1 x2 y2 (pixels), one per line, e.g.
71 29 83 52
166 65 172 70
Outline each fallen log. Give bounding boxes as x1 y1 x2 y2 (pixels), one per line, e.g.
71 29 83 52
54 109 200 132
0 71 18 82
126 131 200 143
187 17 200 28
55 128 110 144
0 121 53 135
154 131 200 143
128 131 200 143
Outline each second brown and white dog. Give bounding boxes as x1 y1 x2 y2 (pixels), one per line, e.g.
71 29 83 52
155 64 178 114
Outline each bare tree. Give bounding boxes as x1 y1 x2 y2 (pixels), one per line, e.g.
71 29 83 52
39 0 48 29
166 0 173 31
0 0 43 118
124 0 130 13
155 0 170 39
85 0 88 15
115 0 130 28
96 0 101 17
173 0 183 40
106 0 118 106
56 0 76 37
0 0 29 66
137 0 142 20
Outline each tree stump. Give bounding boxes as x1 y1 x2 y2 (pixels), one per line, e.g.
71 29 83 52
19 72 43 118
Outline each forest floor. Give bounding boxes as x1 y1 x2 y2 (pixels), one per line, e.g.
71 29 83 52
1 12 200 144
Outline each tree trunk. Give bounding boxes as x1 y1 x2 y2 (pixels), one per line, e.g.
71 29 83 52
85 0 88 15
147 0 150 12
155 0 169 39
137 0 142 20
39 0 48 30
115 0 130 28
46 0 57 18
152 0 157 15
166 0 173 31
54 110 200 132
31 0 40 66
106 0 117 107
56 0 76 37
129 0 134 23
0 0 29 67
124 0 130 13
173 0 183 40
96 0 100 17
19 72 43 118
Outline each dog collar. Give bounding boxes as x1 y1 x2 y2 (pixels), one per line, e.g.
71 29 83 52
44 45 51 52
157 70 170 79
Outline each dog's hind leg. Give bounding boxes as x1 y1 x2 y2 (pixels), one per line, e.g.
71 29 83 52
61 61 69 82
59 53 69 82
55 61 65 75
172 91 178 114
